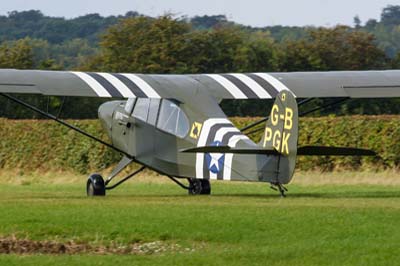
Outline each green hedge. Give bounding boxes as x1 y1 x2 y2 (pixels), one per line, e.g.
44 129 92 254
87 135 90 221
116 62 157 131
0 116 399 174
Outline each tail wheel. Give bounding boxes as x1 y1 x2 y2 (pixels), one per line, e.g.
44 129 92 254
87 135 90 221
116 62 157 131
87 174 106 196
188 179 211 195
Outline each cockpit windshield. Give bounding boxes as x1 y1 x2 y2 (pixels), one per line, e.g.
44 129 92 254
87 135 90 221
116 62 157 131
157 100 189 138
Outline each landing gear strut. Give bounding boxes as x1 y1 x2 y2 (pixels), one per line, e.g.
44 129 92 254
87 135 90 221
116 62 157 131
270 183 288 198
86 155 145 196
165 176 211 195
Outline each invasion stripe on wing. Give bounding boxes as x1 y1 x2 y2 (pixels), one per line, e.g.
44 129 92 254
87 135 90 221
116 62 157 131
253 73 295 96
87 73 124 98
121 74 161 98
230 73 272 99
97 73 136 98
205 73 287 99
113 73 147 98
246 73 279 98
206 74 247 99
222 74 258 98
71 71 111 97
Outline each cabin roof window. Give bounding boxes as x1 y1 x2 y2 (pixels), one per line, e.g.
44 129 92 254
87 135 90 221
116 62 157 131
157 100 189 138
124 98 136 114
132 98 150 121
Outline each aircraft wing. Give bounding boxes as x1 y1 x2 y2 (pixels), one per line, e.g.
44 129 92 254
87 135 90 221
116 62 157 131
1 69 400 100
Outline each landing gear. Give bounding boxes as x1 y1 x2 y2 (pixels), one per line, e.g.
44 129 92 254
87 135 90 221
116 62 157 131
87 174 106 196
188 178 211 195
270 183 288 198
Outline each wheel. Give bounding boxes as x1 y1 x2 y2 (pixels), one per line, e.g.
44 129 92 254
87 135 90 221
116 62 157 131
188 179 211 195
87 174 106 196
199 179 211 195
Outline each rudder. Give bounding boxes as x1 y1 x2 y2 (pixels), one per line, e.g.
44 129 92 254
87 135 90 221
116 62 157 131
259 90 298 184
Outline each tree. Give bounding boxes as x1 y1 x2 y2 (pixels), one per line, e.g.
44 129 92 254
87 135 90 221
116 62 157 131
279 26 387 71
190 15 228 29
0 38 34 69
381 5 400 26
84 16 192 73
354 15 362 29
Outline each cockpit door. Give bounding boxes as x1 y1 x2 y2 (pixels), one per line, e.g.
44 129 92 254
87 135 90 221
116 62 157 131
128 98 160 162
111 98 135 153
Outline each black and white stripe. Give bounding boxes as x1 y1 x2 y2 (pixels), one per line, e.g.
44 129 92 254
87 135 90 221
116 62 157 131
205 73 294 99
71 71 161 98
195 118 249 180
202 123 237 180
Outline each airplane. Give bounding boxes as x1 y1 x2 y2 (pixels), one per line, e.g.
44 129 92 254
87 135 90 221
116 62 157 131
0 69 398 197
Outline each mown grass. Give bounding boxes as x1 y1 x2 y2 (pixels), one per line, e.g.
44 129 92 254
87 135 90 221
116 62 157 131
0 172 399 265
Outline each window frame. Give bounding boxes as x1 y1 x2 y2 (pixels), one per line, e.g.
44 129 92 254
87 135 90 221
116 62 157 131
156 99 190 139
124 98 137 115
132 98 151 122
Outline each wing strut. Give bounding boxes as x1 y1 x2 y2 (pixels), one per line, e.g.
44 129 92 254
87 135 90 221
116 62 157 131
0 93 129 157
240 98 315 132
244 97 349 136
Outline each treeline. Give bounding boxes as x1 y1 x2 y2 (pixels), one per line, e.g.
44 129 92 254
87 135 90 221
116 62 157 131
0 116 398 174
2 7 400 117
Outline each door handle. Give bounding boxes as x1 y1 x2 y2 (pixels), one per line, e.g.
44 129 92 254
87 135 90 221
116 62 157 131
118 120 131 128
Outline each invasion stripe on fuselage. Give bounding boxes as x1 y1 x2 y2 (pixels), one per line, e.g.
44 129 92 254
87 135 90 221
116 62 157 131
87 73 124 98
195 118 233 180
112 73 147 98
223 135 250 181
203 125 239 180
221 131 243 147
70 71 112 97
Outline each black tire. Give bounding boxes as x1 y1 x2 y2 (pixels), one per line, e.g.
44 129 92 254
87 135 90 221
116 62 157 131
188 179 211 195
199 179 211 195
87 174 106 196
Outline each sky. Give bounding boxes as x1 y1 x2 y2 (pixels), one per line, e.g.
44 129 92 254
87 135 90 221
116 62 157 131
0 0 398 27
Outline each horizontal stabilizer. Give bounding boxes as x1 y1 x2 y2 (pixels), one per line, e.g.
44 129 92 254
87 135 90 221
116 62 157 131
297 146 376 156
181 146 280 155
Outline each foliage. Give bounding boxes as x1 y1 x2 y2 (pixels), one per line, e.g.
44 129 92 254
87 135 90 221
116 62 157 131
0 10 138 44
279 26 387 71
234 116 400 171
0 116 400 174
84 16 278 74
1 8 400 117
84 16 192 73
0 119 120 174
0 38 33 69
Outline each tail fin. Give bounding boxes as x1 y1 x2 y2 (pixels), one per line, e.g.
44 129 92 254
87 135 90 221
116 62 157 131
259 90 298 184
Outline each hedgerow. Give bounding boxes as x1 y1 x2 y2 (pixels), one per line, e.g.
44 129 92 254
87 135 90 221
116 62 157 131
0 116 399 174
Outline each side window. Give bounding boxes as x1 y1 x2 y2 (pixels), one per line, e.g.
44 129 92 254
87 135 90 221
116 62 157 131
147 99 160 126
124 98 136 114
157 100 189 138
133 98 150 121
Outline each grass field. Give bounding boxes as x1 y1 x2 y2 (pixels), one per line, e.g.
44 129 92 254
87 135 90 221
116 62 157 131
0 171 399 265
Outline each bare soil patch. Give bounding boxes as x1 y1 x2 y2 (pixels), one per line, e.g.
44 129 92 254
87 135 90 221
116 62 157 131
0 236 187 255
